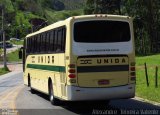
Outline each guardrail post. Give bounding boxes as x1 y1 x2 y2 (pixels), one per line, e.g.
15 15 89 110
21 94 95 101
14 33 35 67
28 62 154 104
155 66 158 88
144 63 149 87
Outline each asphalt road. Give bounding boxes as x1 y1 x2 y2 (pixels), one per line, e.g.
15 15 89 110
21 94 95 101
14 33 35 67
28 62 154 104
0 71 160 115
0 72 23 109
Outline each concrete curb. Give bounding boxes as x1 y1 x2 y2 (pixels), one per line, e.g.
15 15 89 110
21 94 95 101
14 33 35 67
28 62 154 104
134 96 160 107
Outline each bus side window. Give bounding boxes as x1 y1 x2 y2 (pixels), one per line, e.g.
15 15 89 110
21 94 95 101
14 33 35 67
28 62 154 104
32 36 34 53
40 33 42 52
51 30 55 52
44 33 47 52
41 33 45 52
26 38 29 53
42 33 45 52
31 37 33 53
57 29 62 52
28 38 30 53
37 34 40 53
36 35 38 53
46 31 50 52
62 28 66 52
33 36 36 52
54 30 58 52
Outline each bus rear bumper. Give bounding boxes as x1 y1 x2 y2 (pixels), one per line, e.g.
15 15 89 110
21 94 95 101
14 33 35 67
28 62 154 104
66 84 135 101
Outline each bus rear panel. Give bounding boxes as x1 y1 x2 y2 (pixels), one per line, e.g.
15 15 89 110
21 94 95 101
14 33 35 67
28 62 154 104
66 15 135 101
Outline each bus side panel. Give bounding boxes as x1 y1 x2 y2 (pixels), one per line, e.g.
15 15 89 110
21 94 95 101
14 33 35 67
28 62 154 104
52 54 66 99
24 54 66 98
23 56 31 86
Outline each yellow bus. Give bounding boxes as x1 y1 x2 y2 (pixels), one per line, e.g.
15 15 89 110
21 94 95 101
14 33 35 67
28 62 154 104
20 14 136 105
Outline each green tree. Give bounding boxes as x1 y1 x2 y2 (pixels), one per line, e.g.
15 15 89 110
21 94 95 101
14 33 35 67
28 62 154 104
84 0 95 14
84 0 121 14
123 0 160 54
84 0 160 55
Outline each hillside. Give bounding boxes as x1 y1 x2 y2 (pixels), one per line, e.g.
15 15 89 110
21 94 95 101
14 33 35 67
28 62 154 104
58 0 86 10
0 0 85 40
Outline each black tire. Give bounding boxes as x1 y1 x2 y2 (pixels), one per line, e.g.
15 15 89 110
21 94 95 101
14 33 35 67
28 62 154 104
28 76 31 87
30 87 36 94
49 82 60 105
30 78 36 94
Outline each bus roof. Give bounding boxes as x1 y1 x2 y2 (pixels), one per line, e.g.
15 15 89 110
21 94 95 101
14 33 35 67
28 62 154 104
26 19 68 38
26 14 131 38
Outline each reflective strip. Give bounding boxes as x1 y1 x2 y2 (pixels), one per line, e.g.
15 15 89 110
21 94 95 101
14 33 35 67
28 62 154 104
77 65 129 73
27 64 65 72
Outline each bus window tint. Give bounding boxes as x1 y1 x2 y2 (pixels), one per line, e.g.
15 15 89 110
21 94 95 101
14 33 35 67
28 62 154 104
37 34 41 52
46 31 50 52
41 33 46 52
74 21 131 43
57 29 62 52
34 36 37 52
26 38 30 53
50 30 55 52
54 30 58 52
62 28 66 51
26 26 66 54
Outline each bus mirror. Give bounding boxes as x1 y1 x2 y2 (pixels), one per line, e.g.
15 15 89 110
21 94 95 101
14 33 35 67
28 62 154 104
19 48 23 59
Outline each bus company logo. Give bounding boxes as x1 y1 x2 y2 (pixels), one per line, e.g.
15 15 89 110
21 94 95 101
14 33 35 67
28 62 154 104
80 58 126 64
97 58 126 64
80 59 92 64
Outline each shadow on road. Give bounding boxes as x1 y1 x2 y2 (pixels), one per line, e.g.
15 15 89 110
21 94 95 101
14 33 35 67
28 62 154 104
62 101 120 115
31 89 160 115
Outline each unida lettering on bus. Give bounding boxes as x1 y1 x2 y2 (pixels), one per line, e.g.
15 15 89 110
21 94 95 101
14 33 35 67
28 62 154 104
97 58 126 64
80 58 126 65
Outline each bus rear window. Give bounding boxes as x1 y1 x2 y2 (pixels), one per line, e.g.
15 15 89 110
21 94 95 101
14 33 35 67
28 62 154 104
74 20 131 43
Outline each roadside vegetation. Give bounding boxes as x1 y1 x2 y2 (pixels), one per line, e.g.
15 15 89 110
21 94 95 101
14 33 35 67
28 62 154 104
7 49 22 62
0 49 20 76
0 67 10 76
0 49 22 63
0 0 85 40
10 40 24 45
136 54 160 102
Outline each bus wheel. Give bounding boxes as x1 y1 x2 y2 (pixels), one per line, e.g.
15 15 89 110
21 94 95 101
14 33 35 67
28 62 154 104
30 87 36 94
30 79 36 94
28 76 31 87
49 82 60 105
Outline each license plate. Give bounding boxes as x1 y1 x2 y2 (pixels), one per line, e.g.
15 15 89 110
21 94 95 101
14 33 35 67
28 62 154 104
98 79 110 85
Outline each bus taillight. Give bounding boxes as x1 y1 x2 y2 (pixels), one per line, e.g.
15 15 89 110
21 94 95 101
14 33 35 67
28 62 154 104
68 69 75 73
130 67 135 71
68 74 76 78
130 62 136 81
68 64 76 79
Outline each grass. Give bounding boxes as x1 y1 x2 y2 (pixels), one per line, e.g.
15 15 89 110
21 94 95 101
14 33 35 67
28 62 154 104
136 54 160 66
0 67 10 75
7 49 22 62
136 54 160 102
0 49 20 76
